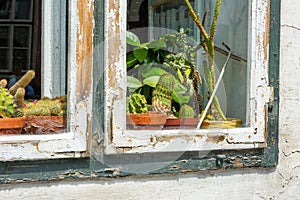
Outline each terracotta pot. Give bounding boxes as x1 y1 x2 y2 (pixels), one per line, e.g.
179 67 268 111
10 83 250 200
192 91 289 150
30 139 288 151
201 118 243 129
126 112 167 130
164 118 199 130
0 117 25 134
23 116 67 134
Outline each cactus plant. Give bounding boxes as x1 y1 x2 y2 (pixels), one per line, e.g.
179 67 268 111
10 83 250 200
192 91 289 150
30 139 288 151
9 70 35 95
152 74 176 116
0 79 7 88
127 93 149 114
179 104 195 118
0 88 21 118
14 87 25 109
23 96 67 116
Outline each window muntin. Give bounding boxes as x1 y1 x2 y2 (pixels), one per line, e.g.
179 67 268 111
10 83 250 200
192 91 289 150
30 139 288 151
104 0 272 153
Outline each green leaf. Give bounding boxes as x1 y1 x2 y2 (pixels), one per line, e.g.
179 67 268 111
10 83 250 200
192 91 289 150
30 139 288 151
127 76 143 89
133 48 148 62
147 39 166 49
126 53 138 68
142 67 167 78
126 31 140 47
172 92 190 104
172 83 190 104
143 76 160 87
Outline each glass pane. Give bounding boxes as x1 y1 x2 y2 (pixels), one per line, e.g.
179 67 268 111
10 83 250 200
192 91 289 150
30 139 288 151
0 49 8 69
126 0 248 130
15 0 32 20
13 49 28 70
0 26 9 47
14 26 30 47
0 0 11 19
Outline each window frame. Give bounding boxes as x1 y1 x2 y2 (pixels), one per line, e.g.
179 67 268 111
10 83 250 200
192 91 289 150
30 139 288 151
104 0 274 154
0 0 94 161
0 0 279 182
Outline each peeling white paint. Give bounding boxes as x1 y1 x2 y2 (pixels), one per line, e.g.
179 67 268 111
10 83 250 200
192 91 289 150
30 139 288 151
105 0 271 153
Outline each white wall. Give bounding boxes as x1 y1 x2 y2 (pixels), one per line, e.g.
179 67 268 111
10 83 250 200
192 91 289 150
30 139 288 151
0 1 300 199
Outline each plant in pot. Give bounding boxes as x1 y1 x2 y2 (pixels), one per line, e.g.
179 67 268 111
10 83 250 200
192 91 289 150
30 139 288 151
0 70 37 134
22 96 67 134
126 30 203 129
0 84 25 134
184 0 243 129
126 93 167 130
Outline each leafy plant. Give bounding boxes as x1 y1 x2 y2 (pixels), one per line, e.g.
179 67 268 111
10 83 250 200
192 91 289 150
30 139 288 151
126 30 203 116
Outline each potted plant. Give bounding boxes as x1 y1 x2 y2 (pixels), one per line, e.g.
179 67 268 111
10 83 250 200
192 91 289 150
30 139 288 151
126 30 203 129
22 96 67 134
184 0 242 128
126 93 167 130
0 85 25 134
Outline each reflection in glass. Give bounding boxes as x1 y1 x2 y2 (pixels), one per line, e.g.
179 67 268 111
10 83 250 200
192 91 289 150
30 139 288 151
14 26 30 47
0 26 9 46
13 49 28 70
0 0 10 19
15 0 32 20
0 49 8 69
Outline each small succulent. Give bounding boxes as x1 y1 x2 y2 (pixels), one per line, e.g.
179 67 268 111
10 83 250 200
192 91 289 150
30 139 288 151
126 93 149 114
0 88 22 118
23 96 67 116
179 104 194 118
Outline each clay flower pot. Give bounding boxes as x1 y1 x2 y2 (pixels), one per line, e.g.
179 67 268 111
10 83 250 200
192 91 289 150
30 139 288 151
23 116 67 134
201 118 243 129
164 118 199 130
126 112 167 130
0 117 25 134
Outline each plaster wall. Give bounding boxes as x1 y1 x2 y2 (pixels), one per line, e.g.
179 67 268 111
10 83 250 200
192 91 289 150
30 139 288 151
0 0 299 199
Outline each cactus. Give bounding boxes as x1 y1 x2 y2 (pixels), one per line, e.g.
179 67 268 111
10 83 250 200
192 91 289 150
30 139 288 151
0 79 7 88
0 88 17 118
23 96 67 116
9 70 35 95
179 104 195 118
127 93 149 114
14 87 25 109
152 74 176 115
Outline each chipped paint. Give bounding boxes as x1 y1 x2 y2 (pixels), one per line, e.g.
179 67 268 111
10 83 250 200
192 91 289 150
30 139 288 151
0 0 93 161
103 0 272 153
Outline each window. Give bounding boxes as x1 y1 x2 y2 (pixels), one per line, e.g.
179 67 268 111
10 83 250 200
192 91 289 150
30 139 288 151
0 1 93 161
0 0 279 179
103 0 275 154
0 0 35 74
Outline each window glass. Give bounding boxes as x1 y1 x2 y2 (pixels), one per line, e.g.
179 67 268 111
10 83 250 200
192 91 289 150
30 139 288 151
15 0 32 20
0 0 68 135
126 0 248 130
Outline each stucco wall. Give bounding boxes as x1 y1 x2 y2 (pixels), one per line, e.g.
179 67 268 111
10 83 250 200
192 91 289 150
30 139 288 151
0 1 299 199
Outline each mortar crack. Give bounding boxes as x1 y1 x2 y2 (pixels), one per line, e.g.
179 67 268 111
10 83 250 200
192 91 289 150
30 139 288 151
282 24 300 31
281 149 300 157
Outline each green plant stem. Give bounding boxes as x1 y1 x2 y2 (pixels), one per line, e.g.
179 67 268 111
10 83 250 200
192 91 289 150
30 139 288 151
185 0 226 120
